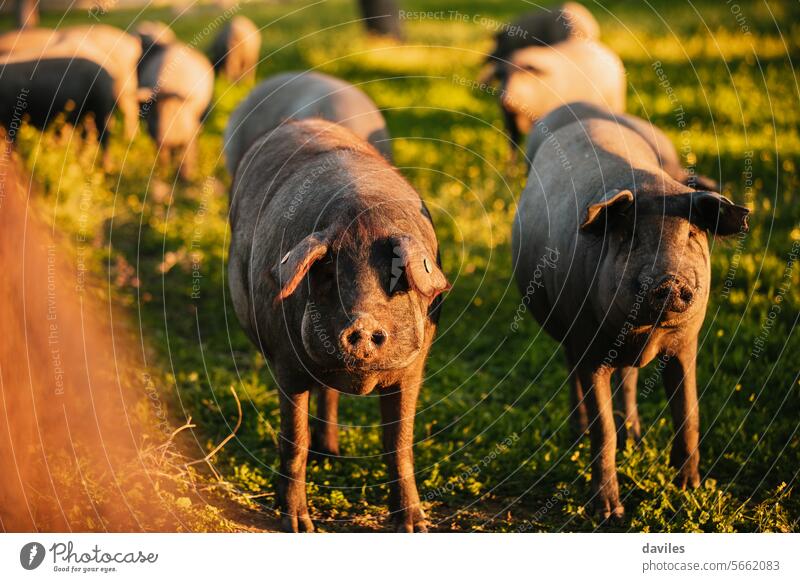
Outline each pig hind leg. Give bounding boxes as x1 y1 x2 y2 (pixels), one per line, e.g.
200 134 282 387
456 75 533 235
565 347 589 442
310 387 340 458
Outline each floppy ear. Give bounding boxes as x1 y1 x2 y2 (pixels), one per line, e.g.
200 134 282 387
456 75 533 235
580 189 634 234
272 229 333 302
691 191 750 236
390 235 450 300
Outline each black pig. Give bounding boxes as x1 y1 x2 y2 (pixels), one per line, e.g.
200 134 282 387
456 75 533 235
0 55 115 147
227 119 449 532
512 115 749 520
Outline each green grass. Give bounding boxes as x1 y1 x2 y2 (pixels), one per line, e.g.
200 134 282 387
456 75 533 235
12 0 800 531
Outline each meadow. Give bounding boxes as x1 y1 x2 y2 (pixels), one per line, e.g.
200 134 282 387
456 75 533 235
9 0 800 531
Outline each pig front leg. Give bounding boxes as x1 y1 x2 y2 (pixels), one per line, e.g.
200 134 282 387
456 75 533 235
158 146 173 177
379 373 427 532
311 387 340 457
614 366 641 449
578 364 624 521
662 342 701 489
277 388 315 532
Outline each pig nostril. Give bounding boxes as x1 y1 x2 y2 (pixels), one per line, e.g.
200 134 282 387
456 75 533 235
346 331 361 346
371 330 387 347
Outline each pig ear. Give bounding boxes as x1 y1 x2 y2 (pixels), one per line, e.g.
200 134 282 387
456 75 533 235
272 230 332 302
691 191 750 236
580 189 634 234
391 235 450 300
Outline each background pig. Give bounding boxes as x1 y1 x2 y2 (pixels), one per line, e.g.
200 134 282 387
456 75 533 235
224 70 392 175
210 15 261 83
0 28 54 53
134 20 177 49
137 41 214 179
527 101 719 191
227 119 448 532
512 117 749 520
0 25 141 139
496 38 625 154
481 2 599 82
60 25 142 139
0 54 115 147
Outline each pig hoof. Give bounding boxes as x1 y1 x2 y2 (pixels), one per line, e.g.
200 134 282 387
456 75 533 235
280 513 315 533
392 508 429 532
674 469 701 490
393 519 429 533
591 495 625 524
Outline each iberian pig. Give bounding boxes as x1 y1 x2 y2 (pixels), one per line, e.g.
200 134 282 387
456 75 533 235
137 41 214 180
497 38 625 154
59 25 142 139
0 25 141 139
210 15 260 83
512 116 749 520
481 2 599 82
0 54 115 148
134 20 176 49
224 71 392 176
227 118 449 532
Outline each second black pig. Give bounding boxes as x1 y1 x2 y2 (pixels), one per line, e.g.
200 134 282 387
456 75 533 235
137 40 214 180
513 116 748 520
227 119 449 532
210 15 261 83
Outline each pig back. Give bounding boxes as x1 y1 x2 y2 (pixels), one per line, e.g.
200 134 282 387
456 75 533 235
0 28 57 54
526 102 684 180
145 43 214 114
0 57 115 134
60 25 141 87
224 71 391 175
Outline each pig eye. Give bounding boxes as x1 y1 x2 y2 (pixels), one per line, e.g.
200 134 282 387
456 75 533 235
387 270 410 296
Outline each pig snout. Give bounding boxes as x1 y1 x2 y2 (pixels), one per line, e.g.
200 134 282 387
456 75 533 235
339 313 389 363
647 275 694 314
